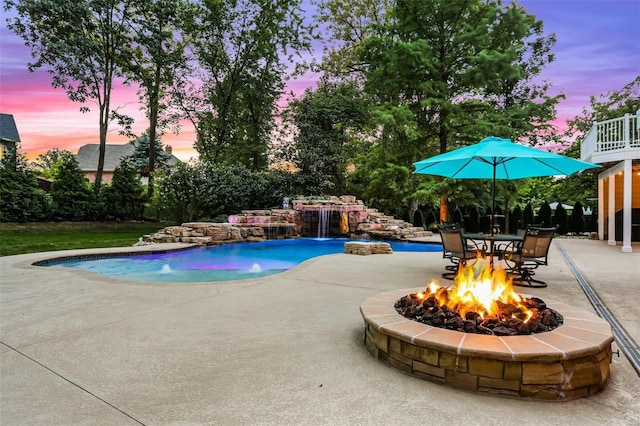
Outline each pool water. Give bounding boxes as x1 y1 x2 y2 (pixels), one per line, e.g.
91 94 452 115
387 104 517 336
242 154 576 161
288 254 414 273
44 238 441 283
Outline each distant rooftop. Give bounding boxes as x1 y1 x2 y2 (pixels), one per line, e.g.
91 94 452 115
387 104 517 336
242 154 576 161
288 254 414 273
76 143 180 172
0 113 21 143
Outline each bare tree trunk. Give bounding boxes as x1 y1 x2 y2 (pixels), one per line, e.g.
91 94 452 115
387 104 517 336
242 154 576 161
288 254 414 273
439 196 449 224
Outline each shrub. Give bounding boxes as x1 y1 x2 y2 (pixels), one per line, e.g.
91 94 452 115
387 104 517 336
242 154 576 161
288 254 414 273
570 201 585 233
0 153 48 222
536 202 552 227
554 203 568 234
100 161 147 220
523 203 535 226
157 163 315 223
50 156 95 221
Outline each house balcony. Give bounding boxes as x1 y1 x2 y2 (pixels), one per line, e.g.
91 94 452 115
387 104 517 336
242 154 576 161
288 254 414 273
581 110 640 164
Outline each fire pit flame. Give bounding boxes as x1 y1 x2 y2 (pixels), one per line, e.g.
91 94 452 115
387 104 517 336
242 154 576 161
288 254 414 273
427 257 531 321
395 257 562 335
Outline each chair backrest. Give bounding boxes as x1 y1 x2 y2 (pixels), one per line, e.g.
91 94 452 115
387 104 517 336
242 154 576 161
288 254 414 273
516 222 544 237
520 226 557 260
438 223 467 256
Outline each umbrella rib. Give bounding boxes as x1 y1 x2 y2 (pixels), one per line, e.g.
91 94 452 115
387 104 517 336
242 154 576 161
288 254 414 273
532 157 572 175
450 158 476 178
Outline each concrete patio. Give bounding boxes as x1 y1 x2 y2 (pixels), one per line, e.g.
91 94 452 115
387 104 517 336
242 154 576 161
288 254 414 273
1 238 639 425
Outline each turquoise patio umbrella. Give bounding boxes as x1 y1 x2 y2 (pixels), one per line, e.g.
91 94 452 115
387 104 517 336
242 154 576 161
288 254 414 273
413 136 600 234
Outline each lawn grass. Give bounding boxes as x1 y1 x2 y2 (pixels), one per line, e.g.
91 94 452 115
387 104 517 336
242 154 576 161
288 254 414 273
0 221 171 256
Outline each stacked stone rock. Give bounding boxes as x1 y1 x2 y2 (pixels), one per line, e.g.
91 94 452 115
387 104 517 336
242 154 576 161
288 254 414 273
138 195 434 246
343 242 393 255
137 223 266 246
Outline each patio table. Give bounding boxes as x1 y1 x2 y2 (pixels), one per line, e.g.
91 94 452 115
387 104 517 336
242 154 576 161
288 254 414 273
463 233 523 265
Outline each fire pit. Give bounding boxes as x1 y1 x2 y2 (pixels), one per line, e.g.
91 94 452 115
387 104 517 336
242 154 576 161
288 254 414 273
360 259 613 400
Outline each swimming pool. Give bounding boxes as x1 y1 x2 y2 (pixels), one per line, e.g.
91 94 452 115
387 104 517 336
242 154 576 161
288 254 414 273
44 238 441 283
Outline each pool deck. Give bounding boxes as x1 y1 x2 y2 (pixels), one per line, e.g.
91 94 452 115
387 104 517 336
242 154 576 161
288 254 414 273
1 238 639 425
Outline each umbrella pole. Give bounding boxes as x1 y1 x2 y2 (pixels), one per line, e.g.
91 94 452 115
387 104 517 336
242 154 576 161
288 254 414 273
491 165 496 237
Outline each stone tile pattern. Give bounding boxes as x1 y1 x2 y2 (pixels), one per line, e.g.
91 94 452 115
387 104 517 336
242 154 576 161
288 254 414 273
361 288 614 401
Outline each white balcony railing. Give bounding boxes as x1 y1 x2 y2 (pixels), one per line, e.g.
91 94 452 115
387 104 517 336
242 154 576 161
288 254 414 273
581 110 640 162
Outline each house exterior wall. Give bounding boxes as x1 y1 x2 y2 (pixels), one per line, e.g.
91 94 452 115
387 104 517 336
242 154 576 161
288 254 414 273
83 171 115 184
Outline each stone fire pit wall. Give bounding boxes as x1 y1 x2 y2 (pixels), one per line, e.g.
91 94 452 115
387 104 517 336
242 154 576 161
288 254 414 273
361 288 614 401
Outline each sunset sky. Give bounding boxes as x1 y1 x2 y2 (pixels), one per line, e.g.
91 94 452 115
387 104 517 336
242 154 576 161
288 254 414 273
1 0 639 162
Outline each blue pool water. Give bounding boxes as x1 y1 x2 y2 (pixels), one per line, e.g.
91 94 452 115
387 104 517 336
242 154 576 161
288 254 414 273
44 238 441 283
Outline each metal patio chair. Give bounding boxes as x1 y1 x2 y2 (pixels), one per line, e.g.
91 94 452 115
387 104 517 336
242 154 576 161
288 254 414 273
500 225 558 288
438 223 478 280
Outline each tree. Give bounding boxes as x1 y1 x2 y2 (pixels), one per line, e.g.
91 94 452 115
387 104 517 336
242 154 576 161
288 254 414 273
282 81 369 194
100 160 146 220
5 0 136 191
312 0 394 80
536 201 552 227
32 148 76 180
571 201 585 234
50 156 95 220
124 133 173 178
554 203 568 234
0 150 48 222
357 0 560 219
123 0 188 197
177 0 315 168
523 203 535 226
510 205 523 233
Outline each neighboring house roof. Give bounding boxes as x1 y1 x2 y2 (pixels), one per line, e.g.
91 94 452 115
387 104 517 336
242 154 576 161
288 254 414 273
0 113 21 143
75 143 180 172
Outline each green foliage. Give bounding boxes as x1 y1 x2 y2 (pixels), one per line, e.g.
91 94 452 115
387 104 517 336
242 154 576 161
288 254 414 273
548 173 597 208
157 162 311 223
554 203 568 234
337 0 562 219
179 0 315 169
50 155 96 221
510 205 523 233
124 134 173 176
0 151 48 222
100 161 147 220
312 0 394 79
570 201 585 234
536 201 552 227
32 148 76 180
523 203 535 226
281 80 370 194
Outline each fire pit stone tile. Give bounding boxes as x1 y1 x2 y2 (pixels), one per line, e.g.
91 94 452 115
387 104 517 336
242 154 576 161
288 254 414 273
533 330 611 358
412 327 465 353
358 305 398 316
361 287 614 401
494 335 568 361
380 320 433 342
562 317 615 335
459 334 512 360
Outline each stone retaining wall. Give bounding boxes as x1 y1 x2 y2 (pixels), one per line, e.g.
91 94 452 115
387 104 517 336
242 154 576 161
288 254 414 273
137 223 267 246
138 195 433 246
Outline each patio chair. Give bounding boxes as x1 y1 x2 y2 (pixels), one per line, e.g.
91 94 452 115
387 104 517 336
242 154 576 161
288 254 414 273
500 225 558 288
438 223 478 280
